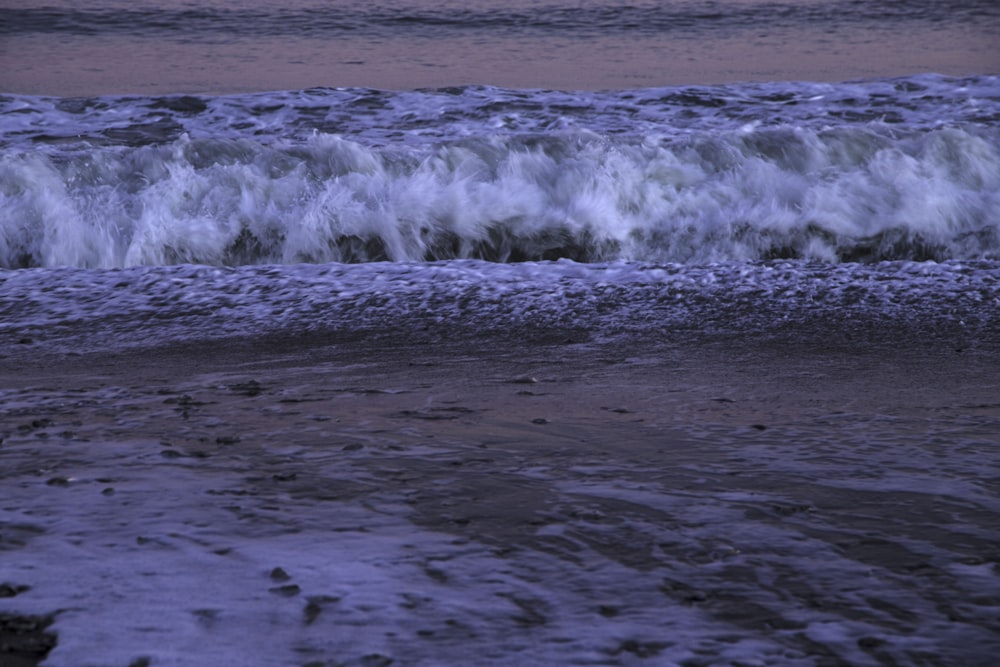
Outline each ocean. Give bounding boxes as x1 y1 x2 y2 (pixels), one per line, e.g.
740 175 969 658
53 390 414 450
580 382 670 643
1 2 1000 666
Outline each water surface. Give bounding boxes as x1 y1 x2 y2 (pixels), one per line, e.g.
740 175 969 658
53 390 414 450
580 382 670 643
2 0 998 94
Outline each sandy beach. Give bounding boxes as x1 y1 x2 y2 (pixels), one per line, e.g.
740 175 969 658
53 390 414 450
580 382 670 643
2 322 999 666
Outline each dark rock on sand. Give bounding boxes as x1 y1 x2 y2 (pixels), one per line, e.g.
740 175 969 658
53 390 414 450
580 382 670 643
229 379 264 397
0 613 57 667
0 583 29 598
303 595 340 625
268 584 301 597
360 653 394 667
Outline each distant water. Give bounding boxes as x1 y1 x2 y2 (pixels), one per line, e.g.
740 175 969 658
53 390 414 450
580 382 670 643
1 0 999 354
4 0 994 39
2 0 998 92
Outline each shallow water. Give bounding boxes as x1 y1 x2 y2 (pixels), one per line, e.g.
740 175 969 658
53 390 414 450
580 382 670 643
1 259 998 360
2 336 999 667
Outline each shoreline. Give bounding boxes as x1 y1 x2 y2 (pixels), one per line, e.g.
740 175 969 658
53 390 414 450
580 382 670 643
2 330 999 665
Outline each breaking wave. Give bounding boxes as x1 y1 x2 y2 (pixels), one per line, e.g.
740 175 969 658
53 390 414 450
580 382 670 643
2 125 998 268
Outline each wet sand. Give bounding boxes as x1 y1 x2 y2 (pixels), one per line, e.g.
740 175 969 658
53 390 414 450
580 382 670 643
2 330 999 666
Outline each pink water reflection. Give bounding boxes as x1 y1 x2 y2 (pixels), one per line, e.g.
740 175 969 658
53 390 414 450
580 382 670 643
1 0 997 94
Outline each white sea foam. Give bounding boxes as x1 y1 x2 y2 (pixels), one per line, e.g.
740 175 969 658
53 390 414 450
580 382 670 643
2 124 998 269
3 74 997 148
2 259 997 357
3 75 998 269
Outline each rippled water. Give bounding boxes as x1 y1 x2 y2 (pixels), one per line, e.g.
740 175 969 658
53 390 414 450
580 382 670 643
2 0 998 92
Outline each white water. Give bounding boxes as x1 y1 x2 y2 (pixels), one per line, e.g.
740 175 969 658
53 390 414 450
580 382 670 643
2 125 998 268
2 259 997 358
4 75 998 268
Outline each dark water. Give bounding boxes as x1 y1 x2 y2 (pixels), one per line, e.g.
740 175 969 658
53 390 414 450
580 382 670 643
3 0 993 38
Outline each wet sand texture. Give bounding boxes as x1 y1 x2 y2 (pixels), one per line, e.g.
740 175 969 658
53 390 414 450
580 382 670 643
1 330 999 666
0 612 57 667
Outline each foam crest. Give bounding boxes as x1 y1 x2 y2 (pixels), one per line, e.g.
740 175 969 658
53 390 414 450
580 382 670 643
1 125 998 269
3 75 997 150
